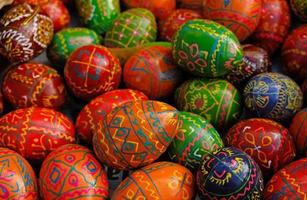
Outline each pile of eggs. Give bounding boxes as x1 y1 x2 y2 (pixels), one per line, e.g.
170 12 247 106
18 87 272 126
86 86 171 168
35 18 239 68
0 0 306 199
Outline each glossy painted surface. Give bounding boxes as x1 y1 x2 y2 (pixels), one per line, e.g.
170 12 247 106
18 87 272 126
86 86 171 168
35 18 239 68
197 147 264 199
226 118 296 176
64 44 122 101
0 107 75 162
93 100 179 170
290 0 307 21
172 19 243 77
40 144 109 200
124 45 183 100
290 108 307 156
2 63 66 109
244 72 303 121
112 162 195 200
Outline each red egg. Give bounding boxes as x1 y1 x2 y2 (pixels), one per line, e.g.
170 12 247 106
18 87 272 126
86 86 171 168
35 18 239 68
0 107 75 162
2 63 66 109
290 108 307 156
39 144 109 200
64 45 122 101
226 118 296 176
76 89 148 144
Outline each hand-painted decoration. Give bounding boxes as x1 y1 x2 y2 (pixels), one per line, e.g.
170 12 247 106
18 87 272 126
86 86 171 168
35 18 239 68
290 0 307 21
64 44 122 101
112 162 195 200
290 108 307 156
244 72 303 121
39 144 109 200
0 107 75 162
197 147 264 199
93 100 179 170
172 19 243 77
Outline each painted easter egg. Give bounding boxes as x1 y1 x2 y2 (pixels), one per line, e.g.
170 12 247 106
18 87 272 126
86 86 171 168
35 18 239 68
93 100 179 170
264 158 307 199
172 19 243 78
168 112 224 171
47 27 101 66
2 63 66 109
175 79 242 130
76 0 120 34
124 45 183 100
0 3 53 63
251 0 291 55
244 72 303 121
282 25 307 82
0 107 75 162
105 8 157 48
290 108 307 156
197 147 264 199
159 9 202 42
112 162 195 199
226 118 296 176
0 147 38 199
178 0 203 15
76 89 148 144
64 44 122 101
202 0 262 42
226 44 272 88
39 144 109 200
290 0 307 21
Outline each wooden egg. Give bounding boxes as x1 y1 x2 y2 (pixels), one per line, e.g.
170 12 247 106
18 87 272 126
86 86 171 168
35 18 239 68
202 0 262 42
124 45 183 100
75 0 120 34
39 144 109 200
0 107 75 162
47 27 101 66
244 72 303 121
172 19 243 78
93 100 179 170
282 25 307 82
2 63 66 109
264 158 307 199
64 44 122 101
105 8 157 48
290 108 307 156
0 3 54 63
168 111 224 171
197 147 264 199
0 147 38 199
290 0 307 21
112 162 195 199
226 118 296 176
175 79 242 130
76 89 148 144
159 9 202 42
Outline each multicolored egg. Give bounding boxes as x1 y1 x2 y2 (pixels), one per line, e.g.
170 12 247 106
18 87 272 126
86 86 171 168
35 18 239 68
172 19 243 77
282 25 307 82
39 144 109 200
2 63 66 109
290 0 307 21
0 3 54 63
264 158 307 199
76 0 120 34
105 8 157 48
64 44 122 101
202 0 262 42
76 89 148 144
175 79 242 130
244 72 303 121
197 147 264 199
112 162 195 199
168 111 224 171
0 107 75 162
290 108 307 156
93 100 179 170
226 118 296 176
251 0 291 55
47 27 101 66
0 147 38 199
124 45 183 100
178 0 203 15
